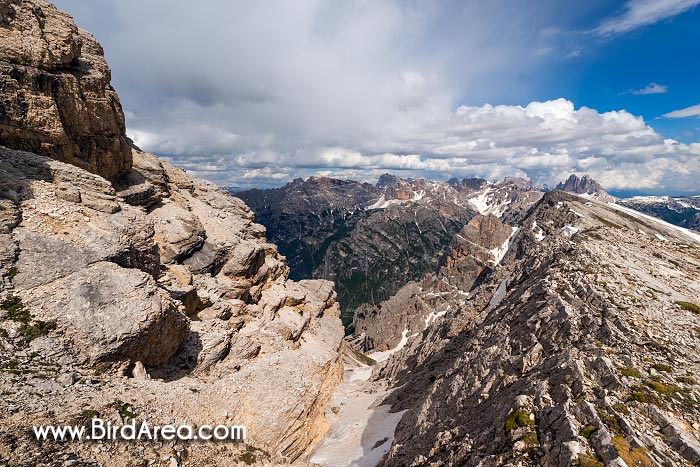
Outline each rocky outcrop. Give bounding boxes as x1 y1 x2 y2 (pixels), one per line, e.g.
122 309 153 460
0 0 131 182
0 3 345 465
438 214 515 290
359 191 700 467
556 174 615 202
0 144 346 465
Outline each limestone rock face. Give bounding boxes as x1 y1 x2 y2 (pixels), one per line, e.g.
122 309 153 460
355 191 700 467
25 261 188 365
0 3 345 464
0 0 131 182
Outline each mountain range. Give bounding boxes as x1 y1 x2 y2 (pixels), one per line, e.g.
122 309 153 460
1 2 699 467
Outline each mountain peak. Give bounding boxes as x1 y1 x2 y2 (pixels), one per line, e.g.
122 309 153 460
555 174 614 200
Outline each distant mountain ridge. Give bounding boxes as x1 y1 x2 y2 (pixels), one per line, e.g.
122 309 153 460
619 196 700 231
235 175 544 326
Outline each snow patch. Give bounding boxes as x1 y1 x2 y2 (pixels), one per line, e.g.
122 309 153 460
531 220 545 241
655 233 668 242
469 189 494 214
488 227 519 265
486 277 509 312
424 309 448 327
608 203 700 244
368 329 411 364
561 225 579 236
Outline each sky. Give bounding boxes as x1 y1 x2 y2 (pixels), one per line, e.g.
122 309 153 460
53 0 700 195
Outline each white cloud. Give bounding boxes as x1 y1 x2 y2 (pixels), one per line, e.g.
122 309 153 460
155 98 699 194
662 104 700 118
627 82 668 95
52 0 700 194
596 0 700 35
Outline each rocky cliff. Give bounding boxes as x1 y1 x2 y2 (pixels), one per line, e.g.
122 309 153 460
0 2 344 466
0 0 131 182
353 191 700 467
556 174 615 202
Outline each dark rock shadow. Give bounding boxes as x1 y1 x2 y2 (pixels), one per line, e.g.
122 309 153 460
149 330 203 382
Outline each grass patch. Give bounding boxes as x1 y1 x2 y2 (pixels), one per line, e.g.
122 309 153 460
577 454 604 467
676 376 697 385
651 363 672 373
619 367 642 378
580 424 598 439
504 410 534 433
1 295 56 343
645 380 684 395
597 409 621 434
522 431 539 446
612 403 630 416
18 320 56 342
675 301 700 314
611 435 653 467
630 385 661 406
1 294 30 323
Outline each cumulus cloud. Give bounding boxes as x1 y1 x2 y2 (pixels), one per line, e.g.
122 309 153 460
53 0 700 194
625 82 668 95
663 104 700 118
153 98 699 194
595 0 700 35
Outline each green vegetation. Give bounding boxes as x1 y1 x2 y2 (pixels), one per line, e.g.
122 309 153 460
645 380 684 395
630 385 661 406
651 363 672 373
1 294 56 343
522 431 539 446
596 407 621 434
1 294 30 323
77 409 100 426
676 376 697 385
611 435 653 467
612 403 630 416
675 301 700 314
577 454 604 467
2 267 18 280
580 425 598 439
619 367 642 379
111 400 138 420
504 409 534 433
18 320 56 342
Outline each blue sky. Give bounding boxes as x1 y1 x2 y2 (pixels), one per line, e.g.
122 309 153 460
54 0 700 195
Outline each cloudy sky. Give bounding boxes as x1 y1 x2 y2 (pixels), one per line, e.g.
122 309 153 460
54 0 700 195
